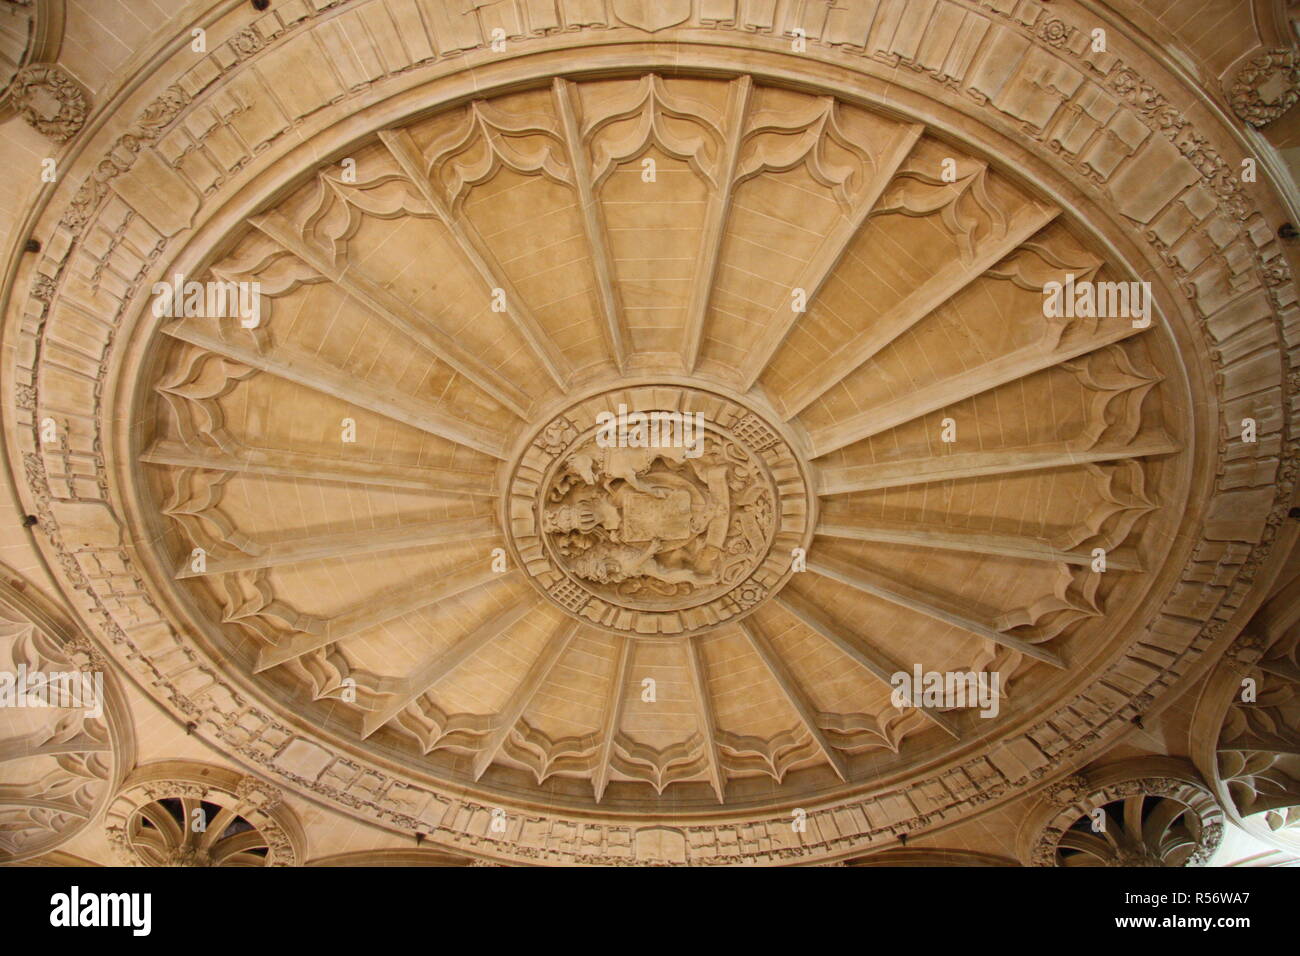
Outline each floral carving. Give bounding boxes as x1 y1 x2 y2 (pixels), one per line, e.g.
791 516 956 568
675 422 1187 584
1230 49 1300 128
11 63 90 144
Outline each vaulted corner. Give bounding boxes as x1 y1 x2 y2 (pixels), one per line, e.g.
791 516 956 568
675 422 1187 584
0 0 1298 871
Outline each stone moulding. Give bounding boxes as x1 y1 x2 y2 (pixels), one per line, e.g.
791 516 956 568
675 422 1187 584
3 0 1298 864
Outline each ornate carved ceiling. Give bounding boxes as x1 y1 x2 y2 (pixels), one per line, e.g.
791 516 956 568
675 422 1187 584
2 0 1299 867
128 73 1192 820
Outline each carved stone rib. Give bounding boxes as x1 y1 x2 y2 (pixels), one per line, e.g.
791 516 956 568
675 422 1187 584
593 635 633 802
775 590 960 739
378 128 573 393
737 124 925 391
471 618 580 781
255 563 503 671
807 555 1065 668
252 212 533 419
683 76 753 373
779 203 1061 417
817 436 1180 495
1258 657 1300 685
0 795 92 817
176 514 498 578
553 77 629 372
806 322 1144 457
817 515 1143 571
141 439 497 497
0 733 111 764
737 618 849 782
160 320 509 459
362 585 533 738
685 636 727 803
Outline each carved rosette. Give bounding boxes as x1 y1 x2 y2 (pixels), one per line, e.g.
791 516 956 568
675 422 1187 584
1229 48 1300 128
1025 770 1224 867
104 762 303 867
508 387 812 637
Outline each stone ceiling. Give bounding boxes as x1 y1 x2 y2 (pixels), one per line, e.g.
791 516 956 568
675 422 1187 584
0 0 1298 867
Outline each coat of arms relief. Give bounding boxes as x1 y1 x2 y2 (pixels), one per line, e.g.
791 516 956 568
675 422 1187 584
508 388 813 637
543 435 775 603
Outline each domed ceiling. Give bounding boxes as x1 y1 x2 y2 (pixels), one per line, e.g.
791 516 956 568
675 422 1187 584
5 0 1298 866
130 73 1187 815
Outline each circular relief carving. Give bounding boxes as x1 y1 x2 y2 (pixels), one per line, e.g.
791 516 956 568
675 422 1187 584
1230 48 1300 129
10 63 89 143
508 388 812 636
1028 774 1224 867
104 763 302 867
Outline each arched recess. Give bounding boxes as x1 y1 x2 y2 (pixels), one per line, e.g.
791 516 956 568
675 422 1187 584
1015 757 1224 866
1191 534 1300 855
103 759 306 867
0 560 134 863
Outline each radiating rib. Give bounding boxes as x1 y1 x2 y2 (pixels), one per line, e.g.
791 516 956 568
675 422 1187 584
1141 798 1187 850
210 830 270 866
593 636 633 802
255 563 503 671
683 76 753 372
1217 739 1300 758
553 77 629 372
1258 657 1300 685
738 124 925 391
161 320 508 459
176 514 497 578
471 618 580 781
817 435 1180 496
737 618 849 782
196 807 238 852
685 636 726 803
807 555 1065 667
775 590 960 738
1058 830 1112 860
378 128 572 393
252 212 533 419
141 439 497 497
0 732 110 764
137 802 184 846
779 203 1061 417
0 794 90 817
362 583 533 739
806 323 1143 457
817 515 1142 571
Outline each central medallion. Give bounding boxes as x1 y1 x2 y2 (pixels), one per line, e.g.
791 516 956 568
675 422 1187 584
507 387 812 637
